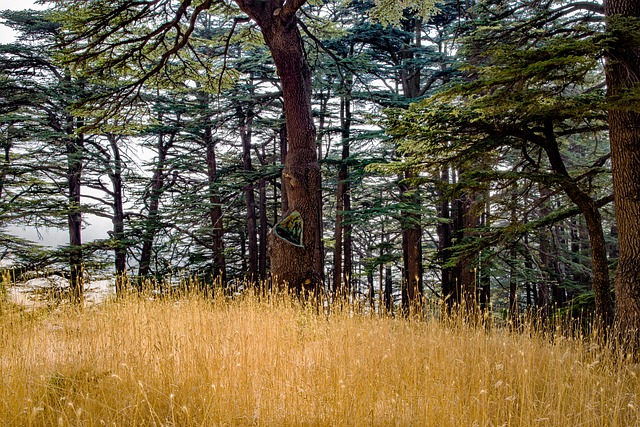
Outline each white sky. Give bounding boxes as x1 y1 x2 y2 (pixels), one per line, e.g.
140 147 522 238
0 0 44 44
1 0 115 247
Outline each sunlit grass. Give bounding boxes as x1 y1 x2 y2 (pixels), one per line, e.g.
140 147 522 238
0 289 638 426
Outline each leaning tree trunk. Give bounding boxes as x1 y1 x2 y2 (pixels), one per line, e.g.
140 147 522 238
541 120 614 327
238 5 322 292
605 0 640 352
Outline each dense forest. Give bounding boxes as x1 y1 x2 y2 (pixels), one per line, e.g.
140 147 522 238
1 0 639 344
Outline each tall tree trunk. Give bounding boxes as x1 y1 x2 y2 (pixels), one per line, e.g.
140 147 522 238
605 0 640 351
437 166 456 310
398 18 424 315
400 188 423 314
240 8 322 292
205 123 226 285
66 113 83 303
315 90 327 285
107 134 126 295
538 223 552 324
540 120 613 326
478 196 490 311
551 224 568 307
138 114 175 282
459 191 479 314
258 177 268 280
239 105 258 281
278 121 289 214
508 188 518 326
0 126 11 200
385 265 393 314
334 92 352 296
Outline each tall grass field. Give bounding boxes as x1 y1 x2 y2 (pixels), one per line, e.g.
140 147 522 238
0 291 638 426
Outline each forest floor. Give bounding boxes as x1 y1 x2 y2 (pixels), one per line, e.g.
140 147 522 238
0 286 638 426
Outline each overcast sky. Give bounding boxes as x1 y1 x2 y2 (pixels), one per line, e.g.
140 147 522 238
1 0 115 247
0 0 43 44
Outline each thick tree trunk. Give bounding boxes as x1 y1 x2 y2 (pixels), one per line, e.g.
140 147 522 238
242 10 321 292
278 122 289 214
605 0 640 351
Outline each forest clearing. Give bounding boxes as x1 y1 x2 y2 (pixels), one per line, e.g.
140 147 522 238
0 287 639 426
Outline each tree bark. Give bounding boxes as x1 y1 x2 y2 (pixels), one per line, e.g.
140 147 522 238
459 191 479 314
400 185 423 314
437 167 456 310
236 4 322 292
66 113 83 303
508 188 518 326
334 93 352 297
258 177 268 280
239 104 258 281
0 127 11 201
398 18 424 314
107 134 127 295
278 121 289 214
605 0 640 351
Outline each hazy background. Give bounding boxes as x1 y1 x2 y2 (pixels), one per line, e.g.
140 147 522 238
1 0 114 247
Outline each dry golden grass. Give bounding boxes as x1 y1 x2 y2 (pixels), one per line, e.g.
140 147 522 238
0 291 638 426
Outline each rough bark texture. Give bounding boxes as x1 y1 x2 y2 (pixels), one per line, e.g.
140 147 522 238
235 2 322 292
605 0 640 351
